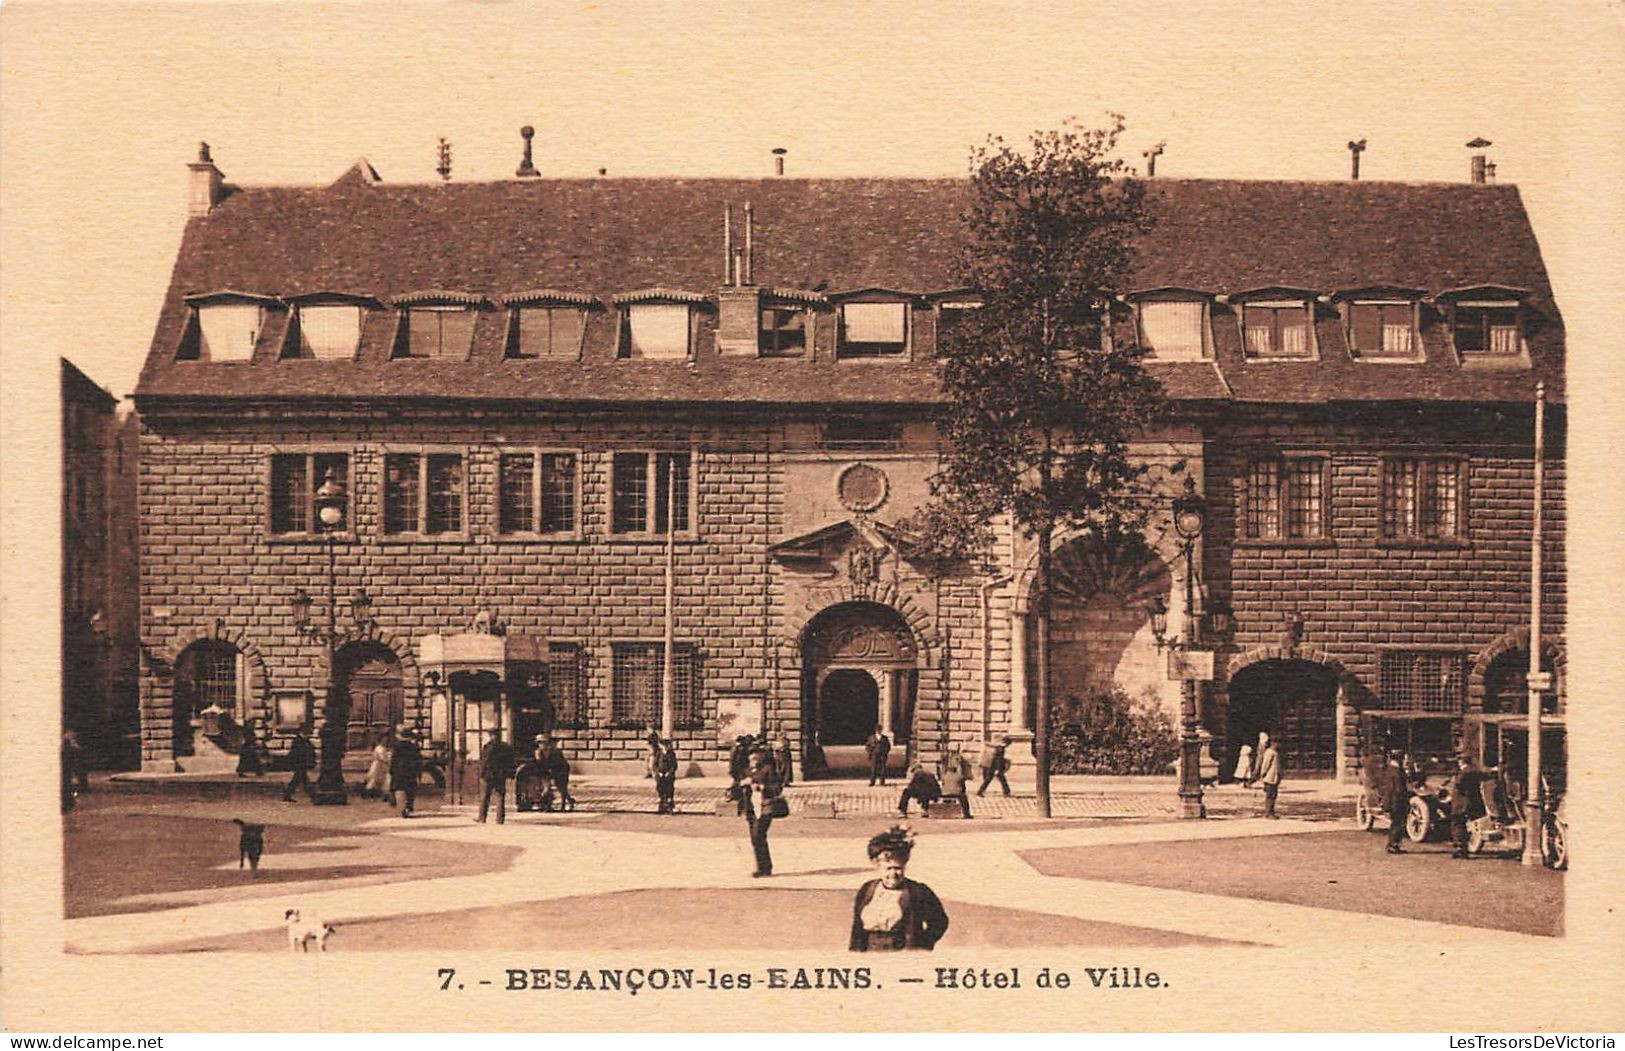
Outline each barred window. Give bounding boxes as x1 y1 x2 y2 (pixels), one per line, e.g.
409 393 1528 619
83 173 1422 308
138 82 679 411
1241 302 1311 359
176 640 245 720
1381 458 1461 539
1349 302 1417 359
611 642 697 726
1380 651 1468 713
611 451 691 534
547 643 585 726
498 452 579 535
384 452 464 535
270 452 348 535
1243 456 1325 540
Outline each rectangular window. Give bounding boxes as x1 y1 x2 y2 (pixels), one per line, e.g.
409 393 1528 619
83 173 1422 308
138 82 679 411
1243 456 1326 540
1242 303 1311 359
1381 457 1461 539
1139 301 1205 359
839 302 908 357
1380 651 1468 713
298 305 363 360
401 307 477 359
269 452 349 535
619 304 691 359
1349 302 1417 359
820 419 903 451
611 642 697 726
384 452 465 535
611 451 692 534
1454 304 1520 355
198 304 263 362
759 306 807 355
512 307 585 359
498 451 579 535
547 643 585 727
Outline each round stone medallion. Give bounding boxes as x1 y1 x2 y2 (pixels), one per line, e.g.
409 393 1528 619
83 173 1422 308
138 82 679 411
837 462 889 513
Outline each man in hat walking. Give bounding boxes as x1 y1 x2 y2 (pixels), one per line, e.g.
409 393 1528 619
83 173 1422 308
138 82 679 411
389 728 424 818
477 733 516 824
282 726 318 803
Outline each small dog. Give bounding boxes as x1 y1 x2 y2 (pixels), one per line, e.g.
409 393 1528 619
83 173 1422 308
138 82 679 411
284 908 336 952
232 818 266 872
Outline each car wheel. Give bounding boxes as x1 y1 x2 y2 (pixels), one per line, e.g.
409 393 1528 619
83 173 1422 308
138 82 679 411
1542 818 1568 870
1406 797 1432 843
1355 796 1375 831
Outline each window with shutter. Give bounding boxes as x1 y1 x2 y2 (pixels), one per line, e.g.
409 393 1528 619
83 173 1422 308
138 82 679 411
298 305 363 360
1139 301 1205 359
620 304 691 359
1349 302 1418 360
198 304 263 362
839 302 908 357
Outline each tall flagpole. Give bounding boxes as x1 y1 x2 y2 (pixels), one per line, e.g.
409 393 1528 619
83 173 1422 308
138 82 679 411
1523 382 1546 866
661 454 677 740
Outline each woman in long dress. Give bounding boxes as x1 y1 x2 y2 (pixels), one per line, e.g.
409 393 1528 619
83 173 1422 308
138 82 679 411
1233 743 1254 786
363 730 392 797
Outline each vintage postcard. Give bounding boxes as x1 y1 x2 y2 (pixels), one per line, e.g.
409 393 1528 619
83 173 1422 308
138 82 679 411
3 0 1624 1034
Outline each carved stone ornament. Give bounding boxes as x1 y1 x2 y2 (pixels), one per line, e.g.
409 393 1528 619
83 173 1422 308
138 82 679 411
848 544 886 585
837 462 889 513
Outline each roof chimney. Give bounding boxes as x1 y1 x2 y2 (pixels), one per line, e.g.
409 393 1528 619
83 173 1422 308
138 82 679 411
598 167 608 177
1347 138 1367 180
1467 137 1492 183
187 142 225 217
436 137 452 182
1142 141 1165 178
516 126 539 178
772 147 787 176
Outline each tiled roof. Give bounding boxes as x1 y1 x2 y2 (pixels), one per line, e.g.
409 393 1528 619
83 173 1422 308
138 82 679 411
135 175 1563 407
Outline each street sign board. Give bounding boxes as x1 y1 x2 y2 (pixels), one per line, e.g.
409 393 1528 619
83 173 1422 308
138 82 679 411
1167 649 1215 682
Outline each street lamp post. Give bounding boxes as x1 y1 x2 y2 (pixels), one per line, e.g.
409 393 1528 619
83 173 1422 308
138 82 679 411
1149 476 1212 820
291 468 350 806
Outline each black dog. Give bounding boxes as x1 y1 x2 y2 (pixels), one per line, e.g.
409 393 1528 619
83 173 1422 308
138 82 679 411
233 818 266 872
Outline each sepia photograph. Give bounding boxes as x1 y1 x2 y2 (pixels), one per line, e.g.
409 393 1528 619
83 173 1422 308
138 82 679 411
4 0 1624 1035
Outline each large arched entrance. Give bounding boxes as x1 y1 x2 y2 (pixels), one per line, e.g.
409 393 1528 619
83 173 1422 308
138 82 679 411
801 601 918 778
334 641 404 757
1228 659 1340 777
172 639 246 758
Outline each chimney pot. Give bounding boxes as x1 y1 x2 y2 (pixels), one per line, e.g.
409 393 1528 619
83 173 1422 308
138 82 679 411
1347 138 1367 180
516 125 539 178
437 137 452 182
1143 141 1165 178
1467 137 1493 183
772 147 787 177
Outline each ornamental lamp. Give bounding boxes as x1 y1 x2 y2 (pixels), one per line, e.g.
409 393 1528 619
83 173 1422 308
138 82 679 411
1173 475 1206 541
314 468 346 531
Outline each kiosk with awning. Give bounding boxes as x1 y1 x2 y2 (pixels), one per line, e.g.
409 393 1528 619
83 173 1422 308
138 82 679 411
418 631 547 804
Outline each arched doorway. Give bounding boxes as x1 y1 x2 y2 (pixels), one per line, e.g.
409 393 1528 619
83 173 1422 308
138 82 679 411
334 641 404 756
801 601 918 778
820 669 879 745
1228 659 1340 777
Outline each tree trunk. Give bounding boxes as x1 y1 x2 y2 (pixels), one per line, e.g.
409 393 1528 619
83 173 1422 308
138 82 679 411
1034 522 1053 818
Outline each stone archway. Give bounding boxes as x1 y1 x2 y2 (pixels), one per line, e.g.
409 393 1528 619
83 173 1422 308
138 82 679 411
1226 656 1343 777
334 640 405 755
800 601 919 778
158 621 270 767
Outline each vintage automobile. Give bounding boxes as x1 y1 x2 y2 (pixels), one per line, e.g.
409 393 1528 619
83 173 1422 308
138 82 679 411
1354 753 1457 842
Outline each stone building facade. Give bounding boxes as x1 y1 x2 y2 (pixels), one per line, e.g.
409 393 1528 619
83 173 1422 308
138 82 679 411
62 358 141 768
131 147 1565 781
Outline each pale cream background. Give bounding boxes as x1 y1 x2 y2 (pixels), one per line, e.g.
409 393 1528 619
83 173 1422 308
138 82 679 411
3 0 1624 1032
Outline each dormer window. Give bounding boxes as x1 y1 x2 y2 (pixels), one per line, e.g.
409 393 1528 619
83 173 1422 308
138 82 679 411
1453 302 1521 356
759 306 807 356
390 292 482 360
612 290 706 360
1241 301 1312 359
839 301 909 358
511 306 586 359
296 305 363 360
1133 292 1210 360
180 292 278 362
1352 300 1417 362
502 292 595 360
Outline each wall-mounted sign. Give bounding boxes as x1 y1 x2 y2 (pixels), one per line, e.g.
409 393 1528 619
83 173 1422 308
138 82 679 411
272 689 312 730
714 690 766 745
1167 649 1215 682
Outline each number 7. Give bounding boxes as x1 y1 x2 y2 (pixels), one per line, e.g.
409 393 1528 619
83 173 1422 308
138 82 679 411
438 968 456 991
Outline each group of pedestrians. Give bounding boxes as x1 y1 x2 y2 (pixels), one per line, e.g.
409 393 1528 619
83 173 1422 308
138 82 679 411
1231 732 1284 818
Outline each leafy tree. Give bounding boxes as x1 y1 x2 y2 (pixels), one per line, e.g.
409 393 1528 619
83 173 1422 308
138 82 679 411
907 116 1170 817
